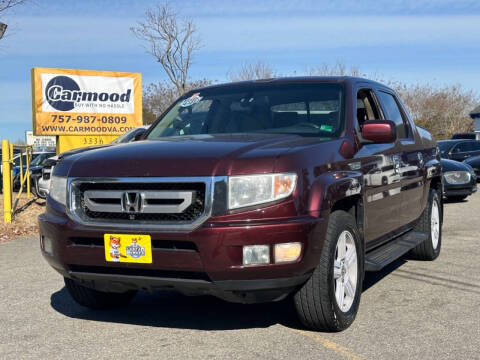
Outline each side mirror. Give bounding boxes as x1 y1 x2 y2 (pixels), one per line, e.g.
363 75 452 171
133 131 145 142
362 120 396 143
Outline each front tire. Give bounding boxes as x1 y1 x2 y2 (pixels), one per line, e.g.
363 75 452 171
411 189 442 260
64 277 137 309
294 210 363 332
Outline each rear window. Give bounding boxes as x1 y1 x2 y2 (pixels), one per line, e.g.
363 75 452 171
147 83 345 139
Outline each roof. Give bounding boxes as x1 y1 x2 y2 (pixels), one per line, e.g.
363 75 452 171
194 76 390 93
470 105 480 119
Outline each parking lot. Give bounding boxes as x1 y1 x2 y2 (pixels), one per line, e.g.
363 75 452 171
1 194 479 360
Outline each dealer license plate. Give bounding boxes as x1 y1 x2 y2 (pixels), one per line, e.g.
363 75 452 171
104 234 152 264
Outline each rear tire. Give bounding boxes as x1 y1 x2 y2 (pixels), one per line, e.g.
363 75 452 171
64 277 137 309
294 210 363 332
411 189 442 260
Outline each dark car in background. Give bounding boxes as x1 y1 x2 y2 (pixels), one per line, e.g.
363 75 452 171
12 151 56 191
437 139 480 161
0 148 21 193
441 158 477 201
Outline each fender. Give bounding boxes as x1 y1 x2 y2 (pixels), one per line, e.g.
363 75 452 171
424 155 443 221
308 170 364 215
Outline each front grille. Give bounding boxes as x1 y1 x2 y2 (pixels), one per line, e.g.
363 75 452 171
72 180 206 225
68 264 211 282
69 237 199 252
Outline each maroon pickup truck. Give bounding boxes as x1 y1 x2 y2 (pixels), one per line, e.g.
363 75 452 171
39 77 442 331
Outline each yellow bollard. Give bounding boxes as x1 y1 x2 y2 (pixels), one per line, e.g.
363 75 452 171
26 148 30 198
2 140 12 223
19 148 23 194
9 143 13 191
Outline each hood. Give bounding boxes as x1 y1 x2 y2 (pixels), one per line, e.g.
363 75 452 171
56 133 317 177
59 145 110 160
464 155 480 168
441 158 473 172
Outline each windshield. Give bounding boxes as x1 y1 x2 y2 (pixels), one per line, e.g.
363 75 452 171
31 153 54 166
13 154 34 167
437 141 455 156
147 83 345 139
12 153 55 167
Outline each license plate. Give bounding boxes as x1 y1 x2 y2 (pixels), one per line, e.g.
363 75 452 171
104 234 152 264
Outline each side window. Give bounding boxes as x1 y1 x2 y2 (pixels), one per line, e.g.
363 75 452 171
356 89 380 128
377 91 409 139
471 141 480 151
13 155 26 167
456 142 473 153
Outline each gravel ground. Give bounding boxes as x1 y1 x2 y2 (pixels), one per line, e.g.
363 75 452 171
0 193 479 360
0 194 45 242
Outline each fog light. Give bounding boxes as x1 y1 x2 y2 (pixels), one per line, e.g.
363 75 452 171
243 245 270 266
275 242 302 263
41 235 53 255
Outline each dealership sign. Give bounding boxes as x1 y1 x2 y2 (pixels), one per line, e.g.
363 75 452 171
31 68 142 135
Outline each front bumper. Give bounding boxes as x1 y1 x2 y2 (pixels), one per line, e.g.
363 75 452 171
37 177 50 198
443 181 477 197
38 203 325 304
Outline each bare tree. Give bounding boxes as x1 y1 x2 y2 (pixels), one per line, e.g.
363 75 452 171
307 60 363 77
227 61 276 81
131 2 201 96
306 60 478 139
0 0 28 40
392 82 478 139
0 0 26 13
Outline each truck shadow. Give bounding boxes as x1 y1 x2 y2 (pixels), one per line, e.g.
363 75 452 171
50 257 408 331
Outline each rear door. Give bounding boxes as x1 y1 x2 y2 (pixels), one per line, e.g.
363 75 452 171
450 141 474 161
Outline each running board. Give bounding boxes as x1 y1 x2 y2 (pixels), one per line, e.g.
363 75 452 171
365 231 428 271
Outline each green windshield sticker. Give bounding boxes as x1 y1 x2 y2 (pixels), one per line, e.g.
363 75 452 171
320 124 333 132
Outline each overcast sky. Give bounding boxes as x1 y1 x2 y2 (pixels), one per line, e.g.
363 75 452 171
1 0 479 141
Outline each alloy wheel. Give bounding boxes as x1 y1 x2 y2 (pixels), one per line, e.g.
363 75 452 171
333 230 358 312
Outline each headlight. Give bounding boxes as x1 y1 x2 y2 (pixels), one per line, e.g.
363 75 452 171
49 175 67 205
228 173 297 209
444 171 471 185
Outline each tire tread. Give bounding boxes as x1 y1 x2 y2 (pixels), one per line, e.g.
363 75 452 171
294 210 361 331
411 189 441 260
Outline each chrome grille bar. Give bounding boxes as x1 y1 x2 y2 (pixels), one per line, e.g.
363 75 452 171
83 190 194 213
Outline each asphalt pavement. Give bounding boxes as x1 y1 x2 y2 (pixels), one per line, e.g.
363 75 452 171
1 193 479 359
